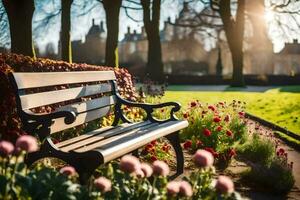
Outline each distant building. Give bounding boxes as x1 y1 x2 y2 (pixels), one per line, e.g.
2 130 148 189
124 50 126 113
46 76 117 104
62 19 106 64
43 0 298 77
274 39 300 75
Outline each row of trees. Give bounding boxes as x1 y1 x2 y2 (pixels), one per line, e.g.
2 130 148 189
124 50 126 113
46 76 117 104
1 0 300 86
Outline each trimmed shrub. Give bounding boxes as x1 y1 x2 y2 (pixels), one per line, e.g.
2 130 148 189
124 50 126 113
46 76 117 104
0 53 137 142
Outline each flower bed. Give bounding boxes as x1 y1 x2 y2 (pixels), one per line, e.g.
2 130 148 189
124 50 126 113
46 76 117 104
0 138 243 199
0 53 137 142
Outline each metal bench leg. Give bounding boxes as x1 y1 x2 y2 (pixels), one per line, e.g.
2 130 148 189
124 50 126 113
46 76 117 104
165 131 184 179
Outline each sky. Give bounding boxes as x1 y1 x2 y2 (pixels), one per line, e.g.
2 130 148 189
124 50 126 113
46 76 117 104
1 0 300 54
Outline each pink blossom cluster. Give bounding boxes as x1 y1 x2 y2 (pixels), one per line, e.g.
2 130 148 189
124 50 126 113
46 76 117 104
0 135 39 157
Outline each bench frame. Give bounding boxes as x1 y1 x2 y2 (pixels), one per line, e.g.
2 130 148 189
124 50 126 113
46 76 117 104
9 72 186 183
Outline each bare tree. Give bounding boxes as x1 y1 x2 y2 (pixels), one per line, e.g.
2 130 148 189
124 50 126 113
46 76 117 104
102 0 122 67
141 0 164 82
61 0 73 62
210 0 246 87
2 0 35 57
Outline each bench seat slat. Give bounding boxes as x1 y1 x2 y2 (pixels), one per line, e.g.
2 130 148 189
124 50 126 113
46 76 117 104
72 122 159 153
55 95 117 114
20 83 112 109
96 120 188 163
50 106 111 134
56 121 152 148
13 71 116 89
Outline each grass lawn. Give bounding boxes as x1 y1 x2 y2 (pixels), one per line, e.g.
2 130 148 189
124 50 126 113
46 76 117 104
161 85 300 136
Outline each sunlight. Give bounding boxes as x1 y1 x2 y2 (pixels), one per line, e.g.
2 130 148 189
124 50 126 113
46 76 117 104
265 9 275 22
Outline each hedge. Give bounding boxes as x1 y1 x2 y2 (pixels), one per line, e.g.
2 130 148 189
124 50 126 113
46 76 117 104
0 53 137 142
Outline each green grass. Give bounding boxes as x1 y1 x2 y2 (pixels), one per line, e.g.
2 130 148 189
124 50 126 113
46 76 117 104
161 85 300 136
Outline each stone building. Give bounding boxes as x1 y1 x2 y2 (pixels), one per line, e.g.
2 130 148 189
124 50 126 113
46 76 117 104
71 19 106 64
274 39 300 75
49 0 298 77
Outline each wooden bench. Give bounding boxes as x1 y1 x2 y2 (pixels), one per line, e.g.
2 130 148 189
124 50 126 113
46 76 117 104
9 71 188 182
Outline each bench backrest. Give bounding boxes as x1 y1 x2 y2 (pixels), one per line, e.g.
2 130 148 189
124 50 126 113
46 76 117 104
10 71 117 135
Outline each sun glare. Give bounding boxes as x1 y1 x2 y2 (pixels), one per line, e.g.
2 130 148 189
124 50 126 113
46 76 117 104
265 10 275 22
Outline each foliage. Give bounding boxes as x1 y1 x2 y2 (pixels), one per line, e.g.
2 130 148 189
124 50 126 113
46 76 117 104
179 100 248 167
0 139 244 199
238 134 295 194
0 53 137 142
237 134 275 166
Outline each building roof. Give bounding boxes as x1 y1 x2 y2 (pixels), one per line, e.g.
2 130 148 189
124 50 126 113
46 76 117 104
279 39 300 54
87 19 105 36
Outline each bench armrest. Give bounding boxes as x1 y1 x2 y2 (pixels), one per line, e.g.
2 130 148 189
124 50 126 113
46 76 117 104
20 110 77 139
115 94 181 123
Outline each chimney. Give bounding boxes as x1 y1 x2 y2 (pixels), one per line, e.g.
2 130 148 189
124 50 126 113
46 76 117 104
167 17 171 23
127 26 131 34
293 39 298 44
92 18 95 26
100 21 104 30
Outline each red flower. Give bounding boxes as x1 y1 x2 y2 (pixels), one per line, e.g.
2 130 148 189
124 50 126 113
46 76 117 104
278 148 285 155
216 126 222 132
226 130 233 137
196 140 203 148
151 140 157 145
183 140 192 149
238 111 245 117
224 115 230 122
203 128 211 137
190 101 197 107
183 113 189 119
204 147 219 158
228 148 236 158
151 155 158 162
213 117 221 123
219 102 224 106
208 105 215 111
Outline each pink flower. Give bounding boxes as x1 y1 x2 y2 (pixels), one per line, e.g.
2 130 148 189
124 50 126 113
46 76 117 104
203 128 211 137
183 140 192 149
153 160 170 177
16 135 38 153
134 168 145 178
215 176 234 194
60 166 76 176
94 177 112 193
179 181 193 197
193 149 214 168
0 140 14 156
167 181 180 196
140 163 153 177
120 155 140 174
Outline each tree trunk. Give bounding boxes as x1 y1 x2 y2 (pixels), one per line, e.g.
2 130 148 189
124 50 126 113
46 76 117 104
217 0 245 87
3 0 35 57
61 0 73 63
141 0 164 83
103 0 122 67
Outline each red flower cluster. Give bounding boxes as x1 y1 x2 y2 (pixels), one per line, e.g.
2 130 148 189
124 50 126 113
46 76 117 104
208 105 216 112
183 140 192 149
226 130 233 137
203 128 212 137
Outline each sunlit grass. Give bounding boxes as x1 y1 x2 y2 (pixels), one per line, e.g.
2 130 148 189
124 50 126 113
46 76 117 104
161 86 300 135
